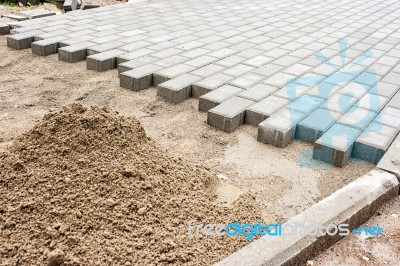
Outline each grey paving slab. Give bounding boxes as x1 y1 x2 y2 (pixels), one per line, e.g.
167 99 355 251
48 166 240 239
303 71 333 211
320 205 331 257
153 64 196 86
314 123 361 167
207 96 255 133
352 122 399 164
58 41 96 63
199 85 243 112
120 64 163 91
257 108 307 147
388 92 400 110
237 84 277 102
87 49 126 72
192 73 234 98
117 56 158 75
245 95 289 126
31 36 67 56
0 23 10 35
157 73 202 104
338 106 378 131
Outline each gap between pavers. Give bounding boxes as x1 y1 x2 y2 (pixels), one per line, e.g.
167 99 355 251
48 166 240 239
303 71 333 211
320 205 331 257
216 169 399 266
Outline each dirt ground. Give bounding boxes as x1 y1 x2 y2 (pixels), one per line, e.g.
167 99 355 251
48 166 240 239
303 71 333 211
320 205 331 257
314 195 400 266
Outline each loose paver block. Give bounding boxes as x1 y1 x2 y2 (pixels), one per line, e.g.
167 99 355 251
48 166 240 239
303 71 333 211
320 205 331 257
7 30 43 50
120 64 163 91
157 74 202 104
257 108 307 147
58 41 96 63
313 123 361 167
296 108 342 143
352 122 398 164
245 95 289 126
199 85 243 112
87 49 126 72
19 9 56 19
31 36 67 56
207 97 255 133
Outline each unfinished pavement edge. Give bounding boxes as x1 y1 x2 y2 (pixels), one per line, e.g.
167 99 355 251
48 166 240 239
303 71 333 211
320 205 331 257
216 169 399 266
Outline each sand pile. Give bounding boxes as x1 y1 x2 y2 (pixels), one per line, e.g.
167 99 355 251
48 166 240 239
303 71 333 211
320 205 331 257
0 103 261 265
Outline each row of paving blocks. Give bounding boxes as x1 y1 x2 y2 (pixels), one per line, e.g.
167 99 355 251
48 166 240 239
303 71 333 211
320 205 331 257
6 34 400 168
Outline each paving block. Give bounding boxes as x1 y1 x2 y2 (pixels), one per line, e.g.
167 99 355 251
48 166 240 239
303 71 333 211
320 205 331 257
377 106 400 130
58 41 96 63
223 64 254 77
31 36 67 56
1 14 28 21
207 97 255 133
7 30 43 50
87 49 126 72
117 56 158 75
370 82 399 98
59 35 93 47
64 0 78 12
153 64 195 86
313 123 361 167
120 64 163 91
192 73 234 98
320 93 358 113
245 95 289 126
257 108 307 147
157 74 202 104
237 84 277 102
190 64 225 78
355 93 389 112
338 106 378 130
87 41 125 56
199 85 243 112
0 23 10 35
273 83 311 101
185 55 218 68
352 122 398 164
338 82 370 99
388 92 400 110
296 108 342 143
229 72 265 89
288 95 324 114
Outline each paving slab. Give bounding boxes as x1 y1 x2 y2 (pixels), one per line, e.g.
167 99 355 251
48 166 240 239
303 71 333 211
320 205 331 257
257 108 307 147
58 41 96 63
120 64 163 91
337 106 378 131
378 133 400 179
237 83 277 102
352 122 399 164
19 9 57 19
199 85 243 112
192 73 234 98
245 95 289 126
31 36 67 56
7 30 44 50
117 56 158 75
157 74 203 104
87 49 126 72
313 123 362 167
207 96 255 133
153 64 196 86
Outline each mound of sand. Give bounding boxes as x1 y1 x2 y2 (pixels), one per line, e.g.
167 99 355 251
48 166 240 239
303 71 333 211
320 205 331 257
0 103 260 265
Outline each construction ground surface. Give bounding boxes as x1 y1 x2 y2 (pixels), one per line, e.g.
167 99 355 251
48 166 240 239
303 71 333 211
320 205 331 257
0 0 399 265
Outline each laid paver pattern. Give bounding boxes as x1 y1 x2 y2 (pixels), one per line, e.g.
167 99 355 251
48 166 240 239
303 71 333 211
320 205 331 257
4 0 400 167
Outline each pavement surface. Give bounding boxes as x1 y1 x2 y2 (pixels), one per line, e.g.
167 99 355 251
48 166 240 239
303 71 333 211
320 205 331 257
4 0 400 168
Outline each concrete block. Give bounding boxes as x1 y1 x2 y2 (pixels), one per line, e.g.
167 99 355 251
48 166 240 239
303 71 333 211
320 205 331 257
207 97 255 133
185 55 218 68
388 92 400 110
245 95 288 126
237 84 277 102
19 9 56 19
58 41 96 63
119 64 163 91
370 82 399 98
355 93 389 112
288 95 324 114
338 106 377 131
7 30 43 50
273 83 311 101
87 41 125 56
313 123 361 167
117 56 158 75
31 36 67 56
0 24 10 35
229 72 265 89
157 74 202 104
339 82 370 99
192 73 234 98
1 14 28 21
190 64 225 78
352 122 398 164
64 0 78 12
87 49 126 72
59 35 93 47
34 29 70 41
257 108 307 147
217 170 399 266
215 55 246 68
153 64 195 86
199 85 243 112
296 108 342 143
116 48 155 64
320 93 358 113
377 106 400 130
223 64 254 77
